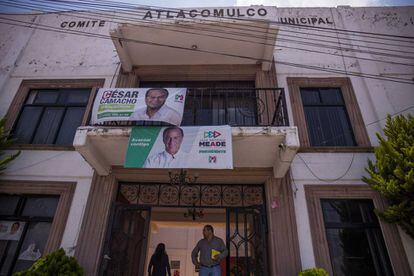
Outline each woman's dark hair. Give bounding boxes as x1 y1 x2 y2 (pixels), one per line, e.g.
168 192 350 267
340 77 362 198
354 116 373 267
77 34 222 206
153 243 166 260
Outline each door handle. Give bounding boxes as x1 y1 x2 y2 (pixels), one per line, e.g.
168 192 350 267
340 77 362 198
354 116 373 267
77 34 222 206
103 254 111 260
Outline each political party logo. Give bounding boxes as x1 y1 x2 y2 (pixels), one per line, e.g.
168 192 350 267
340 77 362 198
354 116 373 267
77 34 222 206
209 156 217 163
175 94 184 103
204 130 221 138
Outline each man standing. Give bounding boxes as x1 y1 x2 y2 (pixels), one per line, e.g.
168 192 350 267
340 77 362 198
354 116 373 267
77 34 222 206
144 126 187 168
130 88 182 126
191 225 228 276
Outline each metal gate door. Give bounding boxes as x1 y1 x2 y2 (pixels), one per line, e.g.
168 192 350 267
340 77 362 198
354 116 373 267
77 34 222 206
100 204 151 276
226 206 268 276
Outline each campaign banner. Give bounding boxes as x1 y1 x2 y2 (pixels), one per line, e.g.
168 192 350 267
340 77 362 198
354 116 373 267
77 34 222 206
91 88 187 126
0 221 25 241
124 126 233 169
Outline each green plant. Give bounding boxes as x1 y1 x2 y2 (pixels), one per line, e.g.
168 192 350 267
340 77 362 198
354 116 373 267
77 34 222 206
0 117 20 174
363 114 414 239
299 267 329 276
14 248 83 276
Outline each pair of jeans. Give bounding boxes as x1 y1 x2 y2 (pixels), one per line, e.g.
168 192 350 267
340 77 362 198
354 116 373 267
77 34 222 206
199 265 221 276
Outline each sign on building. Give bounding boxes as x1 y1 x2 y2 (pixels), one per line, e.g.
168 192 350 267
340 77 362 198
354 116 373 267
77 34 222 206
125 126 233 169
91 88 187 126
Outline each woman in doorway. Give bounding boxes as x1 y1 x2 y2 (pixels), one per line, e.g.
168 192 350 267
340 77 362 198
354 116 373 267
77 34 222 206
148 243 172 276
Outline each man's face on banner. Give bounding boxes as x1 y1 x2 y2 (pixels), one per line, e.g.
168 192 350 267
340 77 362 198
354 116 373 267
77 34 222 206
145 89 168 110
163 128 183 155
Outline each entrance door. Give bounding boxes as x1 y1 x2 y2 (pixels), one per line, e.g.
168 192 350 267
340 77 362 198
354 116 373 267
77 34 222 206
100 204 151 276
226 206 268 276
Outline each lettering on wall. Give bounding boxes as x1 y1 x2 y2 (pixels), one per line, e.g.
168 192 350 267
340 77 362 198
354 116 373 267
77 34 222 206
278 17 334 25
141 8 268 19
60 20 105 28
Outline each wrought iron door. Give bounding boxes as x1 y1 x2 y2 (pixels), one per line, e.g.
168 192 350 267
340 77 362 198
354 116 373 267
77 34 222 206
100 204 151 276
226 206 268 276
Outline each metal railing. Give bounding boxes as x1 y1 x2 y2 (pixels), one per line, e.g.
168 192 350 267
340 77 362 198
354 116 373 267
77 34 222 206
94 87 289 127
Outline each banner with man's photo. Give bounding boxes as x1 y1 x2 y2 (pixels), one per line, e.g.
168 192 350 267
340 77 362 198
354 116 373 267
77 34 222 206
91 88 187 126
124 126 233 169
0 221 25 241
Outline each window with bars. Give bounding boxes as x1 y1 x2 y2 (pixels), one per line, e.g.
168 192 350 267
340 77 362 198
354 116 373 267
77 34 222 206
140 81 260 126
12 88 91 145
300 87 356 146
0 194 59 275
321 199 394 276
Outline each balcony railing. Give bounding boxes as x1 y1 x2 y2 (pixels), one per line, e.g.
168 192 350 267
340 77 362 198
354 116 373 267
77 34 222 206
93 88 289 127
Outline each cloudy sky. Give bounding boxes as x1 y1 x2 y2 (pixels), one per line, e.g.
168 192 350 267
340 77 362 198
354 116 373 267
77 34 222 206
1 0 413 13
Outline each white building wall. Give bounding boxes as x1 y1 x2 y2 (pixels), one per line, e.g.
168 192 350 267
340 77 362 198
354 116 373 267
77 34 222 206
275 6 414 272
0 5 413 272
0 11 120 255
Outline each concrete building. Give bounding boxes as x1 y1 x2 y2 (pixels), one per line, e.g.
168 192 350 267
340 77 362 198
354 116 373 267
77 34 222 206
0 4 413 276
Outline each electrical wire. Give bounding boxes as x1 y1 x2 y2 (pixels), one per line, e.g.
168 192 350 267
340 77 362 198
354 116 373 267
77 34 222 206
53 0 414 41
365 105 414 126
297 152 355 182
23 0 414 51
2 0 414 64
4 0 414 49
0 16 412 85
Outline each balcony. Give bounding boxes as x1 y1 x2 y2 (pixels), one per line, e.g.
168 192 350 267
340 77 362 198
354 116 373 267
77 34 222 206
74 88 299 178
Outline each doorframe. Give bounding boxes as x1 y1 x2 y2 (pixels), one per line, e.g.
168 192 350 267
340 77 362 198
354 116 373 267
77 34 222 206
75 168 302 275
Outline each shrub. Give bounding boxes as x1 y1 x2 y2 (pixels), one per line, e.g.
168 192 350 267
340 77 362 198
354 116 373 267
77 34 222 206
14 248 83 276
363 114 414 239
299 267 329 276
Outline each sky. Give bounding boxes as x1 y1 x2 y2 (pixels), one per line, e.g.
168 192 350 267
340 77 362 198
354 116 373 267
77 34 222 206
0 0 413 13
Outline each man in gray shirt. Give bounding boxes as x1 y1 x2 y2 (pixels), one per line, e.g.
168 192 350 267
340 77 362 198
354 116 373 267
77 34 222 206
191 225 228 276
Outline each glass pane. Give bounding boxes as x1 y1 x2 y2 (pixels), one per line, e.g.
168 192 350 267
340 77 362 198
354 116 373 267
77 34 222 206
321 200 350 223
326 228 377 276
55 107 85 145
0 240 19 275
13 106 43 144
320 88 344 105
359 200 379 224
25 90 37 104
0 195 20 216
300 88 321 105
21 197 59 218
33 90 59 104
348 201 364 223
60 89 91 104
32 107 65 144
12 222 52 273
304 106 355 146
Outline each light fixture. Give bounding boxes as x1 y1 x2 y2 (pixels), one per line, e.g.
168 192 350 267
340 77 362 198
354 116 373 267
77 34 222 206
168 170 203 221
191 44 198 50
168 169 198 186
184 205 204 221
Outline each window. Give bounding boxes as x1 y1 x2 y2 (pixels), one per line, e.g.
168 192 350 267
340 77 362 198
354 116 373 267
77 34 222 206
288 78 370 148
140 81 259 126
321 199 393 276
13 88 90 145
305 185 411 276
300 88 355 146
0 195 59 274
5 79 104 148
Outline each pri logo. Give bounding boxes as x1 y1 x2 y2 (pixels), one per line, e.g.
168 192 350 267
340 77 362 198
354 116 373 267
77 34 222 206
204 131 221 138
175 94 184 102
209 156 217 163
102 90 112 99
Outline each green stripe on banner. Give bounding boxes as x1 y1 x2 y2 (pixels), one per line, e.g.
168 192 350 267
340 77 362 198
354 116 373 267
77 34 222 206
124 127 162 168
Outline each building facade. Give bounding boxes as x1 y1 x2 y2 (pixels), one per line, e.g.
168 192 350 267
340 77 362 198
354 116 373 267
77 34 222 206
0 4 413 276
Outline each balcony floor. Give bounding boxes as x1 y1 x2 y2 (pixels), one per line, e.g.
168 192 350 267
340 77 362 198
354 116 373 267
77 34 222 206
74 126 299 178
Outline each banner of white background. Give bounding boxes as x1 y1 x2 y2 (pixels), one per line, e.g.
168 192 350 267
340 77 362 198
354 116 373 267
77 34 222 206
91 88 187 125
